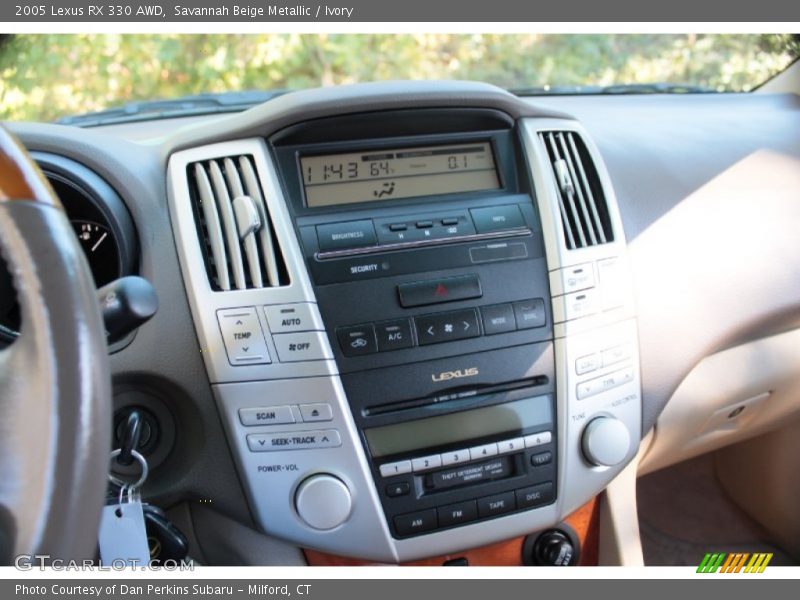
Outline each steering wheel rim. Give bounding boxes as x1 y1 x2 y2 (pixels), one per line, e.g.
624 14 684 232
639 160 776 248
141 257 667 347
0 126 111 563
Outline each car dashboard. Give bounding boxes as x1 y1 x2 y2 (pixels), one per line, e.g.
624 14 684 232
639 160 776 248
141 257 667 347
5 81 800 565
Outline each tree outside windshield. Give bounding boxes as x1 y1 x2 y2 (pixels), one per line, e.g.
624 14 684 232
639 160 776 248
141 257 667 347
0 34 797 122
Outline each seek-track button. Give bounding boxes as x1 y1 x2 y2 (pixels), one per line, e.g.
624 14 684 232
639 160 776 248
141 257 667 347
247 429 341 452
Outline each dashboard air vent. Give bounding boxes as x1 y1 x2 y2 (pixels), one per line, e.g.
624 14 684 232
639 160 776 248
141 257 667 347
539 131 614 250
188 156 288 291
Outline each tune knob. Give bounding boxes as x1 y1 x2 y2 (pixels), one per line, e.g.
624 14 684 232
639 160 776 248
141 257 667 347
295 474 352 530
581 416 631 467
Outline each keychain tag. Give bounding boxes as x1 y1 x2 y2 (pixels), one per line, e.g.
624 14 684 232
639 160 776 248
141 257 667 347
98 497 151 567
102 448 151 567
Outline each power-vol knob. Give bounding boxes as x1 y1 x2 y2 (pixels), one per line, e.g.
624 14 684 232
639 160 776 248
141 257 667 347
295 474 352 530
581 417 631 467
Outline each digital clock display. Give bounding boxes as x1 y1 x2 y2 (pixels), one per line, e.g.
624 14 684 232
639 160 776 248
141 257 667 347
300 142 500 207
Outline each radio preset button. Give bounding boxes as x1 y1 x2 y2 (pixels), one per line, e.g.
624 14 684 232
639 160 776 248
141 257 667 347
379 460 413 478
273 331 333 362
263 303 323 334
415 308 480 346
438 500 478 527
516 482 555 509
298 403 333 423
477 491 516 518
470 205 526 233
247 429 341 452
441 449 470 466
480 303 516 335
398 275 482 308
375 319 414 352
497 437 525 454
524 431 552 448
337 324 378 357
394 509 437 536
316 220 377 252
412 454 443 473
239 406 295 426
513 298 546 329
469 442 499 461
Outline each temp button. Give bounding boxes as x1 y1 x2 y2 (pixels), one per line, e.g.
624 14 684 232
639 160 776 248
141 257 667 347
217 307 271 366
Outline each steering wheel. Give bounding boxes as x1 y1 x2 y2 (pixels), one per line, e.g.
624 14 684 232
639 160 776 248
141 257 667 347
0 126 111 563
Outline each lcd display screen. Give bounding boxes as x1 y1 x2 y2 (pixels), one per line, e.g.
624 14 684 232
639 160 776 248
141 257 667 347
301 142 500 207
363 395 551 458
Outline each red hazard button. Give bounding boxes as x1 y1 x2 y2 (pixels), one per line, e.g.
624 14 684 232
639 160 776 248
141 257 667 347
398 275 482 308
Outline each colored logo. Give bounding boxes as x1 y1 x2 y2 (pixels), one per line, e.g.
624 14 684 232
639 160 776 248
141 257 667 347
697 552 773 573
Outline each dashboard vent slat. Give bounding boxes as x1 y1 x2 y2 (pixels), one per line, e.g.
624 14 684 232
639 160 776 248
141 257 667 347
223 157 263 288
188 155 289 291
193 163 231 291
539 131 614 250
239 156 282 287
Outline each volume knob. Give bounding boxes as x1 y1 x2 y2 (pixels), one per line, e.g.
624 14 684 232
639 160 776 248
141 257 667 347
295 474 352 530
581 417 631 467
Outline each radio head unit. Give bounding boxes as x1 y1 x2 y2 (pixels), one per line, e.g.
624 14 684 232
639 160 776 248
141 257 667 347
269 107 558 541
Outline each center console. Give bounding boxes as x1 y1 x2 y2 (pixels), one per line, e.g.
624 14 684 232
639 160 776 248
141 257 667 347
167 96 642 562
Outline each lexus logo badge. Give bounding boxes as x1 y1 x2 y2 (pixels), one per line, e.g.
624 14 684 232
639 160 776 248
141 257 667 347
431 367 479 382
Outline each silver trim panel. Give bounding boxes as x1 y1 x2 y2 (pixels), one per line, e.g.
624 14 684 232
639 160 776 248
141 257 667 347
167 139 337 383
521 118 642 519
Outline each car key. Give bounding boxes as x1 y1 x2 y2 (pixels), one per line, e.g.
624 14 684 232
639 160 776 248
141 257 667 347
142 503 189 563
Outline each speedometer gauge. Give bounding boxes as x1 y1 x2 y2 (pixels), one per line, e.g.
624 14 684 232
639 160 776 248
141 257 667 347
0 152 137 346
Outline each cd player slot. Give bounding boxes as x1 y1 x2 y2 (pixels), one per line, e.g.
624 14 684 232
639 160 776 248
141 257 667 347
363 375 548 417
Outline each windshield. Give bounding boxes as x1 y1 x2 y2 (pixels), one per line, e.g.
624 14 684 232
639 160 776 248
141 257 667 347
0 33 797 123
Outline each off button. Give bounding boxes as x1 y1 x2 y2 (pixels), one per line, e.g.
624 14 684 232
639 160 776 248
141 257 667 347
273 331 333 362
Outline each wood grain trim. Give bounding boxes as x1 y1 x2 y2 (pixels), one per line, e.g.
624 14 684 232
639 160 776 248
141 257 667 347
304 497 599 566
0 126 57 204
